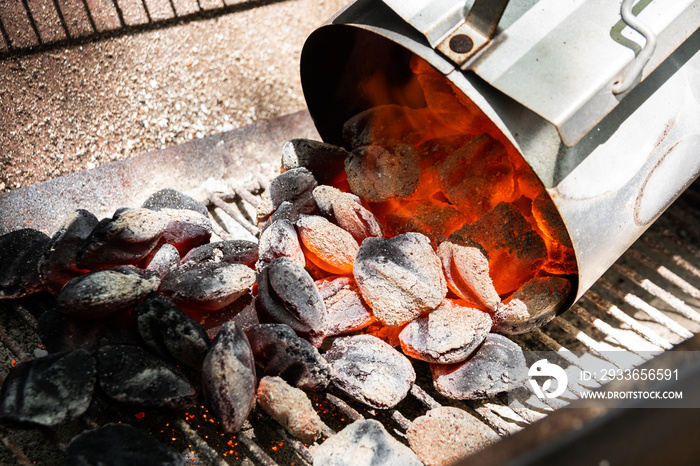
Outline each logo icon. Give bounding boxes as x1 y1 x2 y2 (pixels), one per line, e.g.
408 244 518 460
528 359 568 399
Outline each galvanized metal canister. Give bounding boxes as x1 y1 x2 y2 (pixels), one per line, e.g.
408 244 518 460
300 0 700 301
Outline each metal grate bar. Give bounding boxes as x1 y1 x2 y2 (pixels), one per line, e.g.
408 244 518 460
626 247 700 300
640 235 700 280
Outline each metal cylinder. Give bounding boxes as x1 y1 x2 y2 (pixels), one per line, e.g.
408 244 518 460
300 0 700 302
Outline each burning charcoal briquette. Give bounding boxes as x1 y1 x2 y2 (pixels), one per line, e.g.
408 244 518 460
256 257 327 346
269 167 318 215
257 219 306 271
532 190 573 248
202 322 256 433
313 419 422 466
492 276 572 335
159 261 255 311
342 104 440 149
281 138 349 184
353 233 446 326
145 243 180 278
66 423 184 466
296 215 359 275
345 144 421 202
268 200 301 225
133 294 210 369
0 349 95 426
399 299 492 364
316 276 374 336
96 345 196 410
58 266 160 319
0 229 49 299
312 185 383 243
77 208 168 269
257 376 325 443
407 407 499 466
431 333 527 400
437 238 500 311
38 209 98 294
158 208 212 254
438 133 515 223
244 323 330 391
324 335 415 409
181 239 258 267
142 187 209 218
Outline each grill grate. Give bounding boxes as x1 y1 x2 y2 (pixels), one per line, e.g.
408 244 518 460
0 128 699 465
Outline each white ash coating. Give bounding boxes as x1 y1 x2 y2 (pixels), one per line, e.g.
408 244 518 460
296 215 359 274
316 276 374 336
438 239 500 311
257 219 306 271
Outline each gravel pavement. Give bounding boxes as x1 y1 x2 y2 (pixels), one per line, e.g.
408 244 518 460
0 0 347 192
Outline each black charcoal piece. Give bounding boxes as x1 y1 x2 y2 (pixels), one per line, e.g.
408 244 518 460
316 276 374 336
202 322 256 433
66 423 184 466
159 261 255 311
57 266 160 319
38 209 98 295
281 138 349 183
142 187 209 218
256 257 327 347
145 243 180 278
399 299 492 364
0 229 50 299
57 266 159 318
324 335 415 409
38 308 139 353
353 233 446 326
431 333 527 400
77 208 167 269
345 144 421 202
244 324 330 391
312 186 382 243
133 294 210 369
256 219 306 272
96 345 196 410
268 167 318 215
407 407 499 465
0 349 95 427
313 419 423 466
180 240 258 267
257 376 325 443
157 208 212 254
268 200 301 225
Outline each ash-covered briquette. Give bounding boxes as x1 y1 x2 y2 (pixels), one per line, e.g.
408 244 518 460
180 240 258 267
158 261 255 311
57 266 160 319
257 219 306 271
313 419 423 466
312 185 383 243
38 209 98 295
437 238 500 311
431 333 527 400
37 308 139 353
345 144 422 202
66 423 184 466
142 187 209 218
407 407 499 466
257 376 325 443
341 104 440 149
493 276 572 335
145 243 180 278
268 200 301 225
452 201 547 295
324 335 415 409
157 208 213 254
295 215 359 275
353 233 446 326
438 133 515 223
256 257 327 347
244 324 330 391
0 349 95 427
0 229 50 299
281 138 349 184
96 345 196 410
202 322 256 433
316 276 374 337
399 299 492 364
269 167 319 215
133 294 211 370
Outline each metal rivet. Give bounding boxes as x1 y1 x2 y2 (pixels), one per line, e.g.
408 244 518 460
449 34 473 54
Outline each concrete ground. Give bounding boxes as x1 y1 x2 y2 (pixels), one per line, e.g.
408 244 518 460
0 0 347 192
